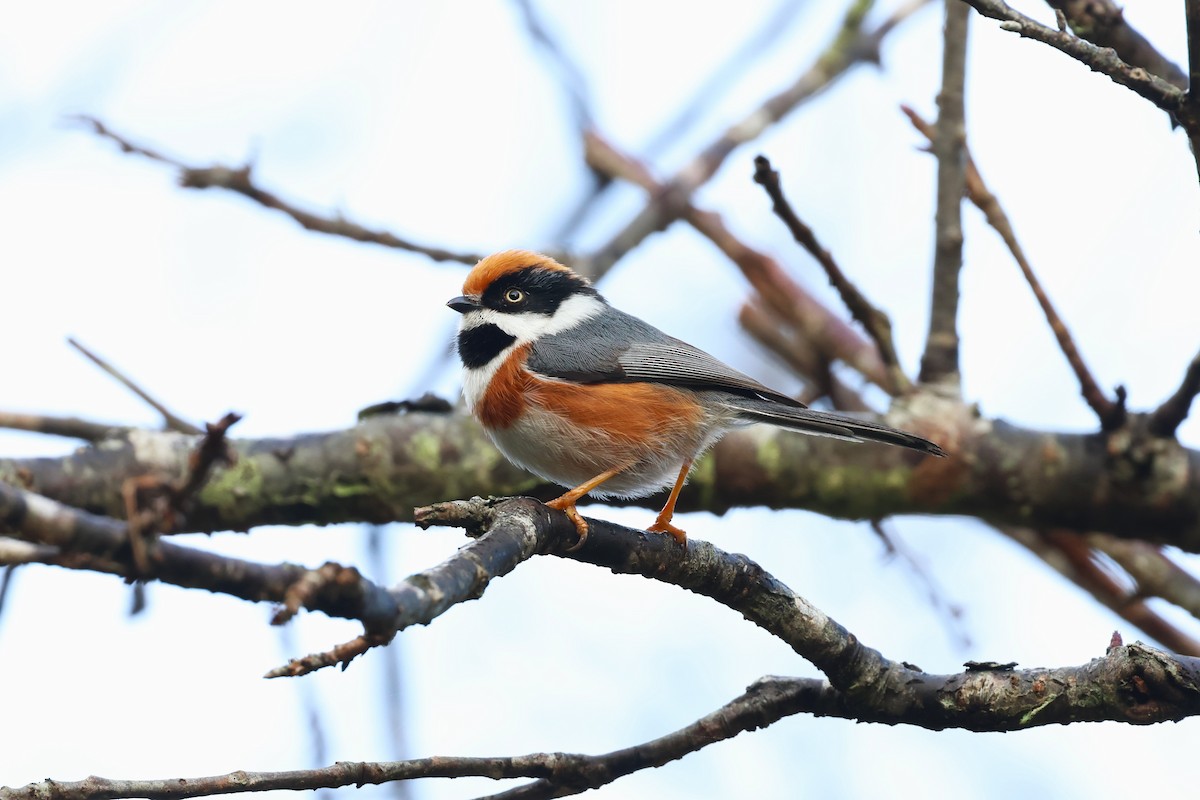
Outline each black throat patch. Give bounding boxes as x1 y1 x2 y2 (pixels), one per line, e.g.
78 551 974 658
457 323 516 368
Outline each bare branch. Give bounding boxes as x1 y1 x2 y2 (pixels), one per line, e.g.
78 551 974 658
1040 528 1200 655
1043 0 1187 89
583 0 933 277
67 337 201 435
870 519 970 649
918 1 969 387
0 411 126 443
73 115 482 265
900 105 1126 430
1187 0 1200 105
960 1 1185 113
12 410 1200 553
8 641 1200 800
1088 533 1200 624
584 131 893 391
752 154 911 395
1150 350 1200 437
737 299 872 412
511 0 593 131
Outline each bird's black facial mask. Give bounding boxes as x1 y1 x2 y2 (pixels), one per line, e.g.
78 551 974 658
481 266 598 316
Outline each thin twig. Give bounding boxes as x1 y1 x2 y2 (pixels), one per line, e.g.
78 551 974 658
918 0 969 387
959 1 1187 112
870 519 970 649
583 0 932 278
73 115 481 265
737 299 871 411
752 154 911 395
900 105 1125 430
67 337 201 434
583 131 892 391
511 0 593 130
0 411 126 442
1149 350 1200 436
1044 0 1186 90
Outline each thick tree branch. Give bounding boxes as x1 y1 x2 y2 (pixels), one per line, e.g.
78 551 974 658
752 154 911 395
8 407 1200 551
6 640 1199 800
582 0 932 277
919 1 969 387
74 116 482 265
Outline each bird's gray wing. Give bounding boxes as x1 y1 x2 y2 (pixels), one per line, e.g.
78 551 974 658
526 308 946 456
525 307 797 404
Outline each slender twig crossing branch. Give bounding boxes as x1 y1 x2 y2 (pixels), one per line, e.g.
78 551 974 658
72 116 482 265
752 155 912 395
67 337 201 435
584 132 893 391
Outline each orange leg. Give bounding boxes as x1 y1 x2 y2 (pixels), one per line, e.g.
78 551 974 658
646 459 692 545
546 464 628 551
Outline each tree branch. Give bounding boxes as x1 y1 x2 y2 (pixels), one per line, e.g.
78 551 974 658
7 640 1199 800
582 0 932 277
1150 350 1200 436
1043 0 1187 90
918 0 969 387
900 105 1126 429
73 116 482 265
67 337 201 435
9 408 1200 552
737 298 872 411
752 154 912 395
0 412 126 443
584 131 893 392
959 1 1186 113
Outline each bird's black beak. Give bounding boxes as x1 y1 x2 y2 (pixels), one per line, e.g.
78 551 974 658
447 295 481 313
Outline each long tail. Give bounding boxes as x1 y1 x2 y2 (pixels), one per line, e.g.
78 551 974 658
724 397 946 457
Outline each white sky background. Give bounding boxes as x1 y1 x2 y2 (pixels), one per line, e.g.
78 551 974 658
2 1 1199 798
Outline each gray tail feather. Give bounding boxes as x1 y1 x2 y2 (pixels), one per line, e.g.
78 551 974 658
726 398 946 457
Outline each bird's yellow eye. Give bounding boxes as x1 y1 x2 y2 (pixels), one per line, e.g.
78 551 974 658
504 288 524 304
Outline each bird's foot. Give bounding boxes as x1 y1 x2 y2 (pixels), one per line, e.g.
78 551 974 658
546 497 589 552
647 515 687 545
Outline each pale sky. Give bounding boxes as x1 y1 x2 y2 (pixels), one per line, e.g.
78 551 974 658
2 2 1199 798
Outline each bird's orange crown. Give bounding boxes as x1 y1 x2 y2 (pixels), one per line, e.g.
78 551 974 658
462 250 580 297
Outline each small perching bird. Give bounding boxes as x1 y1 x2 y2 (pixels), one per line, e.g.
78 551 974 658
449 250 944 548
